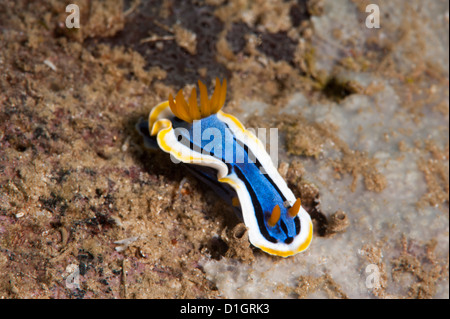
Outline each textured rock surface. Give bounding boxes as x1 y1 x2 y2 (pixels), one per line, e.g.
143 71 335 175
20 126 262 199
0 0 448 298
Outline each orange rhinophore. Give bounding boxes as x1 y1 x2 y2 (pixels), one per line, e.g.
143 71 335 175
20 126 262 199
268 204 281 227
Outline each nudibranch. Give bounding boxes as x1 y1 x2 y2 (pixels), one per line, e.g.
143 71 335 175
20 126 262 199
137 78 313 257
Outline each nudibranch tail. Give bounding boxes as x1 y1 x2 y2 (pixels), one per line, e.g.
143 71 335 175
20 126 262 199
168 78 227 123
143 78 313 257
